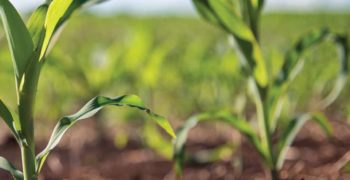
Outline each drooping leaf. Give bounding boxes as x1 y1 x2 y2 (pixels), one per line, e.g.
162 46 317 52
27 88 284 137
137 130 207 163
0 0 34 79
27 4 49 49
276 113 332 169
321 35 348 107
173 112 264 176
0 156 23 180
271 29 349 122
276 29 348 92
0 99 20 141
277 29 330 84
36 95 175 173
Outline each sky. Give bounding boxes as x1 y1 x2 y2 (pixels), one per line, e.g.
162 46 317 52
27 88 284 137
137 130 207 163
10 0 350 15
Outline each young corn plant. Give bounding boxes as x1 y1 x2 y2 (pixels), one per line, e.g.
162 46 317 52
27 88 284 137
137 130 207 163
0 1 175 180
174 0 349 179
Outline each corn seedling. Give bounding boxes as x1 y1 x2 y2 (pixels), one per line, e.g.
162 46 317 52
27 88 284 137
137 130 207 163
174 0 348 179
0 1 175 179
44 31 177 158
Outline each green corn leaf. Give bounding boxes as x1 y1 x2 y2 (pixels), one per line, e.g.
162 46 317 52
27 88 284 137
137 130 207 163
173 113 208 176
321 35 348 107
209 0 254 41
40 0 104 59
27 4 49 50
277 29 329 84
276 113 332 169
240 0 264 39
193 0 268 87
211 0 268 87
36 95 175 173
252 0 265 12
173 112 264 176
240 0 256 37
0 156 23 180
0 0 34 79
0 99 20 141
271 29 348 122
192 0 221 27
40 0 75 59
276 29 348 90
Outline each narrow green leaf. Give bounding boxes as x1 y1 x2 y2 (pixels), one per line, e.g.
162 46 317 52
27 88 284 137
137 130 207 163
0 0 34 79
240 0 258 38
173 113 208 176
0 99 20 141
273 29 348 110
173 112 265 176
36 95 175 173
276 113 332 169
251 0 265 12
40 0 74 59
27 4 49 49
277 29 329 84
192 0 268 87
207 0 268 87
192 0 221 27
209 0 254 41
321 35 348 107
0 156 23 180
40 0 105 59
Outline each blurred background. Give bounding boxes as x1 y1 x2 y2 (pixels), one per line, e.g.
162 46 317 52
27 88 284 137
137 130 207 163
0 0 350 179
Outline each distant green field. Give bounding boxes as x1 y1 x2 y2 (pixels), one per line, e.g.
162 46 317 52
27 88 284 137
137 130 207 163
0 13 349 125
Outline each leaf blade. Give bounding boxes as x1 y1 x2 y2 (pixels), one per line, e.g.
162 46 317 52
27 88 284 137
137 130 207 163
40 0 74 59
0 99 20 141
209 0 254 41
276 113 332 169
0 156 23 180
36 95 175 173
192 0 221 27
27 4 49 49
210 0 268 87
321 35 348 107
40 0 105 59
0 0 34 79
173 112 265 176
272 29 348 118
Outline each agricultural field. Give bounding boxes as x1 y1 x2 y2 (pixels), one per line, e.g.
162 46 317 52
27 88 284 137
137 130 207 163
0 1 350 179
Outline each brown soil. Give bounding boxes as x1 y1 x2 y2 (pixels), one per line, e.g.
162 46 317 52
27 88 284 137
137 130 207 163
1 118 350 180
